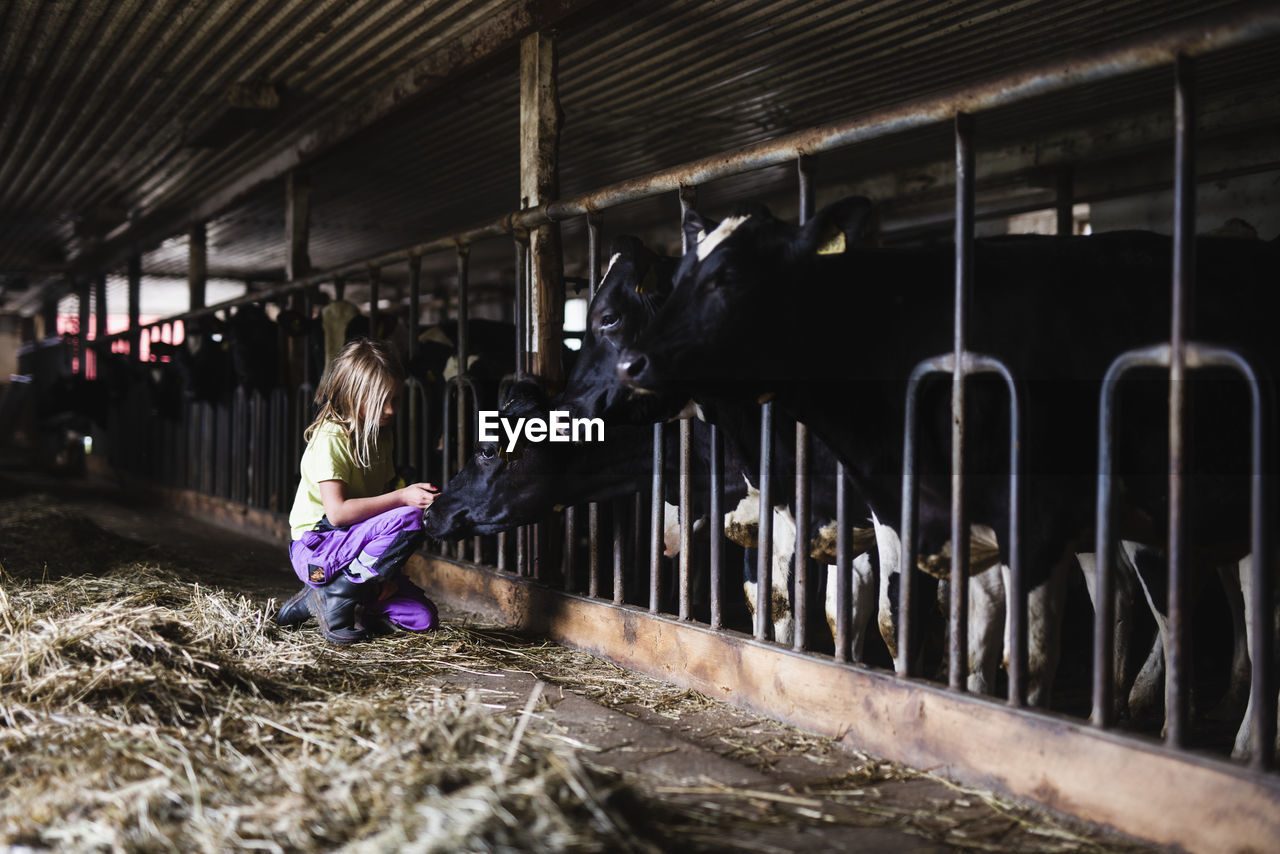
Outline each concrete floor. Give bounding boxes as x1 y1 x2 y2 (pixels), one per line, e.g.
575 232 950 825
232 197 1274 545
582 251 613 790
0 451 1157 853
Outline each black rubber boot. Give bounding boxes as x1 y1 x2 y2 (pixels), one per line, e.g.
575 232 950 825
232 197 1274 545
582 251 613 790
307 573 369 644
275 585 312 627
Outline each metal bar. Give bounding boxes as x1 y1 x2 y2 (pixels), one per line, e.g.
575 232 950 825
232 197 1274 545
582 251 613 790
564 506 577 593
900 356 950 676
756 401 774 642
1056 167 1075 237
587 212 602 302
1185 344 1276 770
650 422 665 613
76 279 89 377
586 209 602 598
1166 54 1196 750
514 233 528 378
1092 344 1170 727
679 418 692 621
710 423 724 631
794 156 814 652
120 8 1280 333
588 501 600 598
835 463 849 663
949 112 975 693
127 248 141 358
407 254 422 476
412 554 1280 854
613 496 626 606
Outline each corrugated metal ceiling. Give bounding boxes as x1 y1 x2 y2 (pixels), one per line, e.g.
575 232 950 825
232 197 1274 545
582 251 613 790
2 1 1278 312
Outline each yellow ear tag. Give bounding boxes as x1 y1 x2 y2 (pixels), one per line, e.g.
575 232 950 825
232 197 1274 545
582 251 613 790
635 267 657 295
816 228 847 256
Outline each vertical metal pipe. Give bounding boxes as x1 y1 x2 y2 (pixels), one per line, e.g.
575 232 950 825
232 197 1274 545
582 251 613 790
794 156 815 652
564 506 577 592
408 255 422 476
586 212 602 597
899 362 929 677
1003 365 1026 708
1056 166 1075 237
835 463 849 663
757 402 774 641
77 279 90 377
94 271 107 377
710 423 724 630
127 249 141 359
614 496 626 605
1166 54 1196 749
650 423 665 612
677 184 698 623
456 245 472 510
1246 367 1275 771
587 212 602 302
949 112 975 692
588 502 600 598
515 233 528 378
679 419 692 620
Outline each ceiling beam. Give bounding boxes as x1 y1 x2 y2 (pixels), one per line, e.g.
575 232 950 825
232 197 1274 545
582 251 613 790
73 0 604 276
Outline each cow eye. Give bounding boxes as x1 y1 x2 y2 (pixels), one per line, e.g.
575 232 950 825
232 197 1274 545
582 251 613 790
599 312 619 329
479 444 497 460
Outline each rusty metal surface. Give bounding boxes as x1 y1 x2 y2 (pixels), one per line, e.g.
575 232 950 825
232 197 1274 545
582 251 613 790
6 2 1280 306
407 553 1280 854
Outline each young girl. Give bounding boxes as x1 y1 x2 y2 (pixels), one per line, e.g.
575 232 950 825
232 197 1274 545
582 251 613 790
276 337 439 643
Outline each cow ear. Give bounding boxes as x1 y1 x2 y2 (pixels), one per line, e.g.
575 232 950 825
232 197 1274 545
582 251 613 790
683 209 716 254
795 197 878 258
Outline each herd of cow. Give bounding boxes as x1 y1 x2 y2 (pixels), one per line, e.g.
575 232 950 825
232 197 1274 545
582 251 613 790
424 195 1280 762
64 193 1276 761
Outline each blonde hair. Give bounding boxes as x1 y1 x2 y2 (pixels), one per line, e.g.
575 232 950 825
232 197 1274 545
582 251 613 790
305 338 404 468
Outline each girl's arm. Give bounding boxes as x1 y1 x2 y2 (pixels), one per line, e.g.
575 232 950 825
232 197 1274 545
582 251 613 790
319 479 438 527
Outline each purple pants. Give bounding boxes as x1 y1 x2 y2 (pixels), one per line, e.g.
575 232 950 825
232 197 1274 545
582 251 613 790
289 505 437 632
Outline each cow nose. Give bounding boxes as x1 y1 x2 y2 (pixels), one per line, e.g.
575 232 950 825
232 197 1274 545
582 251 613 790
616 352 649 386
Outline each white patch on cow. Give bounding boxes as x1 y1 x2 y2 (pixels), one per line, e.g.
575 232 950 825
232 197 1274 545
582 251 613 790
1231 555 1280 761
443 354 480 383
601 252 621 283
1010 550 1071 708
741 503 796 645
695 214 750 261
723 478 760 547
826 553 877 662
662 502 680 558
872 512 903 664
670 399 707 422
966 567 1006 696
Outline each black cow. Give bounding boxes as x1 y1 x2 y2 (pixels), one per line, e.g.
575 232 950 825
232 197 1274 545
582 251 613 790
618 197 1280 708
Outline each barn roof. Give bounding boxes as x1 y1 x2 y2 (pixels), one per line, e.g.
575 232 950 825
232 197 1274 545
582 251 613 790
1 0 1277 315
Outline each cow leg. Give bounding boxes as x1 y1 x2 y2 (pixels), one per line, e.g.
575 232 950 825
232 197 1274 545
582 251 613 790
740 506 795 645
1216 561 1252 724
1008 548 1070 708
1232 553 1280 762
1076 549 1139 721
873 513 904 667
967 566 1006 697
825 551 877 662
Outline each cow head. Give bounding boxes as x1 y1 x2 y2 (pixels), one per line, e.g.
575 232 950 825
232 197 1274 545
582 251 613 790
560 235 680 423
616 197 877 399
423 379 650 539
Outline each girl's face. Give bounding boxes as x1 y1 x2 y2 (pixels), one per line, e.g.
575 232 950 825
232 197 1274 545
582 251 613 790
378 381 403 427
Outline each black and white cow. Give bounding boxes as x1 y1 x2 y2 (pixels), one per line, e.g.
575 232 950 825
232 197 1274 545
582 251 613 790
618 197 1280 711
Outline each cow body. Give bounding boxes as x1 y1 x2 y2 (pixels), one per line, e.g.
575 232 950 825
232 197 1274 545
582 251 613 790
619 198 1280 706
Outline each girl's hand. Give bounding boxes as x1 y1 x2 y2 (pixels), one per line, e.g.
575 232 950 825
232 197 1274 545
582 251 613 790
401 483 440 509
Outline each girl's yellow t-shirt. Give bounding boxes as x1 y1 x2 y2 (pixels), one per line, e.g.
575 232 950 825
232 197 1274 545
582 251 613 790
289 421 394 539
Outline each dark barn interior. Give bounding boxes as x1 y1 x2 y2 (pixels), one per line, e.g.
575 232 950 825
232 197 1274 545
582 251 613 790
1 2 1279 851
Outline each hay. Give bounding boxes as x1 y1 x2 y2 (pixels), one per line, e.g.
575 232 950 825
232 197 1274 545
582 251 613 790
0 563 666 853
0 498 1153 853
